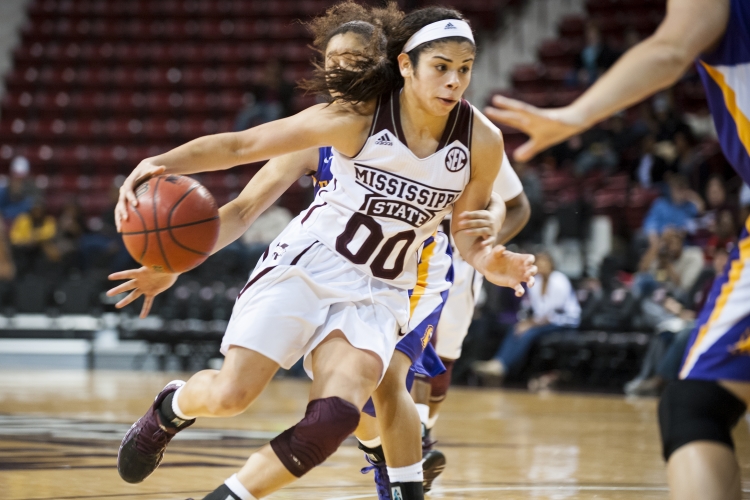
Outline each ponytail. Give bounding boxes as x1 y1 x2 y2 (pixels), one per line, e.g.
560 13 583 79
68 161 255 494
300 1 403 104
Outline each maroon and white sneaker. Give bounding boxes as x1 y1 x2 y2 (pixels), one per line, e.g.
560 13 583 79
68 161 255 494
117 380 194 483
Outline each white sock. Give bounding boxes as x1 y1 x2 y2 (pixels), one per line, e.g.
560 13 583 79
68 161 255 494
224 474 256 500
171 385 195 420
387 462 423 483
358 436 382 449
426 413 439 430
415 403 430 426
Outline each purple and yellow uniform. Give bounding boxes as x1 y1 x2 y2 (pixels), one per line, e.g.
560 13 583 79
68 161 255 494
681 0 750 381
312 147 450 416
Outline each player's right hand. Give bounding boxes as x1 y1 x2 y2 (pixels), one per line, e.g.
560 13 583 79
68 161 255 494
484 95 587 162
115 159 166 232
107 267 179 318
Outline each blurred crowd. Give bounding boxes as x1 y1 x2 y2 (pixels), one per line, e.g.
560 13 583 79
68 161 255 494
0 30 741 395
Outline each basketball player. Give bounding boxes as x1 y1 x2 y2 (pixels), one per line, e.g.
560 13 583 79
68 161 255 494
406 150 529 472
109 10 505 498
112 6 536 500
485 0 746 498
108 11 508 499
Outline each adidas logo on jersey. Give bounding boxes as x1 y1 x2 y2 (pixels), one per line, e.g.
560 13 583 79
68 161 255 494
445 22 457 29
375 133 393 146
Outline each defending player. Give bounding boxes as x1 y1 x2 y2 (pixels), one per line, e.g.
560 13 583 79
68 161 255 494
112 5 536 500
415 150 529 455
484 0 746 498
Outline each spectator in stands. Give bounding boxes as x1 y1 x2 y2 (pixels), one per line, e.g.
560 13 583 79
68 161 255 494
636 134 675 188
56 200 87 267
672 127 705 180
573 127 619 177
0 219 15 282
10 201 59 274
740 183 750 225
547 134 585 169
652 92 687 142
609 113 642 161
641 174 703 238
634 227 705 301
233 60 294 131
703 209 737 263
471 252 581 382
574 23 620 86
625 247 730 397
0 156 38 221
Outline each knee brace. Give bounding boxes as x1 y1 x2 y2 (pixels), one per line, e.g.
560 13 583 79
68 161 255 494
430 359 455 403
270 396 360 477
658 379 746 461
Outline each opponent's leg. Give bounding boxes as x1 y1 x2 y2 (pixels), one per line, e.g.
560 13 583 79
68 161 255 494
659 379 747 500
118 347 279 484
201 331 381 499
372 350 425 500
426 358 454 432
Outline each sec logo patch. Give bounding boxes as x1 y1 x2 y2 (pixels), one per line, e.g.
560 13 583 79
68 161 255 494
445 147 467 172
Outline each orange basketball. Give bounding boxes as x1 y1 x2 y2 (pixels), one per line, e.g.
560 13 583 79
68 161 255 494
121 175 220 273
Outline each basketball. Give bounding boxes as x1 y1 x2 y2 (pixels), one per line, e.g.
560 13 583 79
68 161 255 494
121 175 220 273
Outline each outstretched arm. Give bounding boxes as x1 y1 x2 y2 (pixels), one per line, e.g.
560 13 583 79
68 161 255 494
485 0 729 161
108 148 319 317
115 102 371 228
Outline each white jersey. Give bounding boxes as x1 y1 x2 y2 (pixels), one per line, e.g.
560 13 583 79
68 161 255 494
301 89 474 289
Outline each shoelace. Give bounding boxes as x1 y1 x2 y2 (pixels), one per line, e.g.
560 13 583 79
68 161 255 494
134 418 172 455
360 455 390 500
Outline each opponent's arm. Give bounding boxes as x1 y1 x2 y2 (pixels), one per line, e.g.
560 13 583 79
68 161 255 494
452 114 536 295
485 0 729 161
496 192 530 244
107 148 319 318
453 148 530 245
116 102 369 227
213 148 318 255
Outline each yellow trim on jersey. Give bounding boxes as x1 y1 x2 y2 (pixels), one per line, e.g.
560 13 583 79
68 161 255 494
410 236 437 317
700 61 750 157
680 218 750 378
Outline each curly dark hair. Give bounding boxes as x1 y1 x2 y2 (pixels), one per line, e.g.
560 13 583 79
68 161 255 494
387 7 476 84
300 1 404 104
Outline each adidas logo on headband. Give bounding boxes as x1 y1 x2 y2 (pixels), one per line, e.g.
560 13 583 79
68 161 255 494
402 19 475 53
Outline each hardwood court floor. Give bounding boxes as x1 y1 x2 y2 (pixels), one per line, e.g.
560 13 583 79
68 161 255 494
1 370 749 500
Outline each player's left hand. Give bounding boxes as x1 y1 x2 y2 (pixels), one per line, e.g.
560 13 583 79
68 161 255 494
479 246 537 296
107 267 179 318
115 159 166 232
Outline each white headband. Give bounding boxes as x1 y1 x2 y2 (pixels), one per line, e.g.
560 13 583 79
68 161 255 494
402 19 475 54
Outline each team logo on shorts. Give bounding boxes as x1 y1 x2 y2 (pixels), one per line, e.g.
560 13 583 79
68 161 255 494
729 328 750 356
422 325 434 349
391 486 403 500
445 147 468 172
